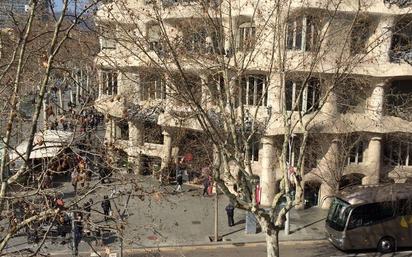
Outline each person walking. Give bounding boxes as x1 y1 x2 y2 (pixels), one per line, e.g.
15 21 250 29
202 176 210 197
83 199 93 221
175 167 183 192
225 202 235 227
73 214 83 256
71 169 78 195
101 196 111 222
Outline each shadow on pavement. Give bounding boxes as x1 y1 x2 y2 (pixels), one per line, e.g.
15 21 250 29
290 217 326 234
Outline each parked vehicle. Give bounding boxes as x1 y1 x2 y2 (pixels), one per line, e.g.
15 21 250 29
325 184 412 253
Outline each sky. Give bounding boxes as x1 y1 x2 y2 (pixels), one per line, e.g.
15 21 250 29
52 0 92 12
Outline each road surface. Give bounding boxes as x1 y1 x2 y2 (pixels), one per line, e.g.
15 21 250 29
117 240 412 257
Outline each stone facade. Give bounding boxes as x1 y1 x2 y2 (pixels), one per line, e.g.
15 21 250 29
0 0 28 26
0 0 49 27
94 0 412 209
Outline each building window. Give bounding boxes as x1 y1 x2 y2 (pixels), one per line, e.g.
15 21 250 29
208 74 226 105
350 19 370 55
143 121 164 144
348 141 364 165
248 138 260 162
101 71 118 95
384 138 412 166
390 19 412 62
148 24 163 54
114 121 129 140
240 75 267 106
141 76 166 101
287 15 319 52
183 26 222 54
238 22 256 51
185 28 207 52
385 80 412 121
100 25 116 50
285 78 320 112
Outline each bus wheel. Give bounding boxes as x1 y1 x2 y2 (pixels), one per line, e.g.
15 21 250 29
377 237 395 253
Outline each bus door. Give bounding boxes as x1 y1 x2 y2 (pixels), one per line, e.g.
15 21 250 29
395 199 412 247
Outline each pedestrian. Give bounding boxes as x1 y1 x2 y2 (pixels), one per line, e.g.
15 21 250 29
99 166 107 184
73 214 83 256
225 202 235 227
83 199 93 221
92 223 103 246
55 213 69 245
55 196 65 210
101 196 111 222
202 176 210 197
42 172 52 189
175 166 183 192
71 168 78 194
207 175 213 195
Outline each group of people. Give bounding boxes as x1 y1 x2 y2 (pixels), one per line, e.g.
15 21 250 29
45 105 103 133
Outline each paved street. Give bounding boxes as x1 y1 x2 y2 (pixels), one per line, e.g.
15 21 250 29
3 174 328 256
52 240 412 257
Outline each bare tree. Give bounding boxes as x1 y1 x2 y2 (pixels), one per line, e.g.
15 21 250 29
0 1 140 256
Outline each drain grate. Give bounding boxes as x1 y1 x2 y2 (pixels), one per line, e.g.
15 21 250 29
192 221 201 224
311 227 319 231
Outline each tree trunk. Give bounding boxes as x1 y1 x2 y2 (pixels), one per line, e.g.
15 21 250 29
265 228 280 257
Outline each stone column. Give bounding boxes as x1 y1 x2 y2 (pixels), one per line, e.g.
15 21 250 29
104 118 112 144
373 16 395 63
269 73 282 113
260 136 276 207
322 90 338 116
318 138 340 209
367 82 385 121
98 70 102 97
161 129 173 169
128 122 144 174
199 74 209 108
362 136 382 185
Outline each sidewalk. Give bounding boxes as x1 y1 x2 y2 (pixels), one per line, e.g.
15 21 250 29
2 177 328 256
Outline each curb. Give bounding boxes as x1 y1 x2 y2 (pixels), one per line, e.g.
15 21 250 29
125 238 328 252
49 238 328 256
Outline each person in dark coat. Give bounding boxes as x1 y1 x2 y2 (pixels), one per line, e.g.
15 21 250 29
101 196 111 222
225 203 235 227
202 176 210 197
73 214 83 255
175 165 183 192
83 199 93 221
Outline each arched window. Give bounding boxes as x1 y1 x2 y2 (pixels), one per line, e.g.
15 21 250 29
238 22 256 51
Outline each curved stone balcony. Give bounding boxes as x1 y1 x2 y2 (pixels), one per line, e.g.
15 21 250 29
95 95 127 118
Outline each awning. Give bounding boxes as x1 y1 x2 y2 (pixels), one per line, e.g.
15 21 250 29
10 130 73 160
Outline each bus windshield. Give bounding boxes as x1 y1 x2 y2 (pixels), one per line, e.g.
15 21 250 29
326 198 351 231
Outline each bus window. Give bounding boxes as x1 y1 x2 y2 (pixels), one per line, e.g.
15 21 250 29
326 198 351 231
347 202 395 230
397 199 412 215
